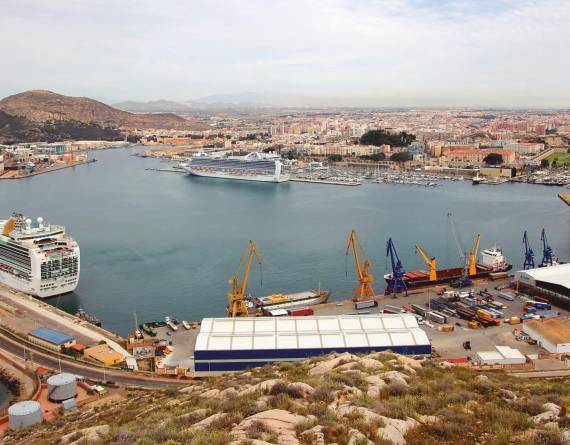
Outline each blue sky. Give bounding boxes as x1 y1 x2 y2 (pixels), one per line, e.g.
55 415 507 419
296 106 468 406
1 0 569 106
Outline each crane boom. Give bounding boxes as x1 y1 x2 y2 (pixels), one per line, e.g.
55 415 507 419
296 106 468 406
415 244 437 281
345 230 375 302
385 238 407 295
523 231 535 270
227 240 261 317
540 228 557 267
468 234 481 276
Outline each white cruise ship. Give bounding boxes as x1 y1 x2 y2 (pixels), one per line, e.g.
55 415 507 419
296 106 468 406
181 152 290 183
0 213 80 298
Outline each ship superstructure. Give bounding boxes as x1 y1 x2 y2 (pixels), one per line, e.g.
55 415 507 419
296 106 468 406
0 213 80 298
182 152 290 183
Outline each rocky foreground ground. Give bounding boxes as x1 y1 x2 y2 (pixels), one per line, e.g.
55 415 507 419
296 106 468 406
4 352 570 445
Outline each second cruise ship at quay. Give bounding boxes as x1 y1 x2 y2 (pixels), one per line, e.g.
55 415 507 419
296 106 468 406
0 213 80 298
181 152 290 183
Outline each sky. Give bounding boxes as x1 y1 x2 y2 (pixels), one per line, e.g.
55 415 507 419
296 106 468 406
1 0 569 107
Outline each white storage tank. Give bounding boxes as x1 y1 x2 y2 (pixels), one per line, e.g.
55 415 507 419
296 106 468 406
8 400 42 429
47 373 77 402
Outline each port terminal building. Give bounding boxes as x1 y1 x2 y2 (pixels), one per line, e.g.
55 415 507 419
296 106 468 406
515 264 570 309
193 314 431 376
523 318 570 354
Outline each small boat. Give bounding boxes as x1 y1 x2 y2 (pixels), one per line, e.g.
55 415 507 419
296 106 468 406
75 307 102 326
182 320 191 330
165 316 178 331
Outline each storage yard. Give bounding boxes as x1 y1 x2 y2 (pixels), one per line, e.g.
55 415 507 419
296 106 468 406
139 273 570 376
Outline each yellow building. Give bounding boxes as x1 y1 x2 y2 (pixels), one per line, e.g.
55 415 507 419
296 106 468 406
83 344 125 365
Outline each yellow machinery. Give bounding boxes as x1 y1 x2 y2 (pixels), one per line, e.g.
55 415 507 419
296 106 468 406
415 244 437 281
227 240 261 317
2 218 15 237
468 234 480 276
345 229 375 302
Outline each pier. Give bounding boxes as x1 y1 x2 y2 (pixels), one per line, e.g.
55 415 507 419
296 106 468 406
290 177 362 186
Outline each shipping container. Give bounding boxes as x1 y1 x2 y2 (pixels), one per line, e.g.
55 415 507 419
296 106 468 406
498 292 515 301
411 304 427 317
428 311 447 324
268 309 288 317
287 308 314 317
383 305 403 314
355 300 378 310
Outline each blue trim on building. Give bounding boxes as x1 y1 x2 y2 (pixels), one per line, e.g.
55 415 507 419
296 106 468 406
194 344 432 372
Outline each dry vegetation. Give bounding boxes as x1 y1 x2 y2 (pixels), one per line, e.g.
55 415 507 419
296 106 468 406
3 352 570 445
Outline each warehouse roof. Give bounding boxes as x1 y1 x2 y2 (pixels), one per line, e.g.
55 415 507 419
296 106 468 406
29 327 74 345
523 318 570 346
516 264 570 291
195 314 430 352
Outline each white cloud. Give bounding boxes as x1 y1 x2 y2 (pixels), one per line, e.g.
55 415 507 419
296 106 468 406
0 0 568 105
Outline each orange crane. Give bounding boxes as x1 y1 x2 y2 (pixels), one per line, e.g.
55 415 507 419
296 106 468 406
345 229 375 302
415 244 437 281
468 234 481 276
2 217 15 237
227 240 261 317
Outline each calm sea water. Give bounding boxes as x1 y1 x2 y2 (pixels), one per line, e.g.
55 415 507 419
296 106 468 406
0 146 568 335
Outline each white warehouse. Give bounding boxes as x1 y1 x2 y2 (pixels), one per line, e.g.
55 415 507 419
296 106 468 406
194 314 431 376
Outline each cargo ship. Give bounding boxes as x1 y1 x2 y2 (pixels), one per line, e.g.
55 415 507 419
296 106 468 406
249 289 331 312
385 246 511 289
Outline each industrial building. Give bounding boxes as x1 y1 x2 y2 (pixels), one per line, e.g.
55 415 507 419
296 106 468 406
523 318 570 354
28 327 75 351
194 314 431 376
476 345 526 366
515 264 570 308
83 343 125 365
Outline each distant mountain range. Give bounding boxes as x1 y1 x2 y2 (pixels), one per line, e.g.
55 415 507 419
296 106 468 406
112 99 194 113
0 90 208 143
113 92 374 111
113 92 570 111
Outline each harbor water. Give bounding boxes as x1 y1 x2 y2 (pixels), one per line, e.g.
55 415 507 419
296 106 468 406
0 146 568 336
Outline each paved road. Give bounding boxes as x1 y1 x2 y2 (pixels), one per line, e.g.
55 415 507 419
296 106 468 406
0 334 191 388
510 369 570 378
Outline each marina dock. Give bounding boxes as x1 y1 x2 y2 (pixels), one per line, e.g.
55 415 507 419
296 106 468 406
290 177 362 186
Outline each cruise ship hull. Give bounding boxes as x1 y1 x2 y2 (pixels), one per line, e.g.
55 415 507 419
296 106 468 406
0 268 78 298
186 167 290 183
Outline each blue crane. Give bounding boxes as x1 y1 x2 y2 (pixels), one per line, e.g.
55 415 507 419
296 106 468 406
523 230 535 270
540 228 556 267
385 238 407 295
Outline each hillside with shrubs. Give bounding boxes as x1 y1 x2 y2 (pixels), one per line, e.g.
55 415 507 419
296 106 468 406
4 352 570 445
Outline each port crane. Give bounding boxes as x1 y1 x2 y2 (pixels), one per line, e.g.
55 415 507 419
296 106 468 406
468 234 481 276
415 244 437 281
385 238 407 296
540 228 557 267
345 229 376 302
523 230 535 270
227 240 261 317
447 213 474 287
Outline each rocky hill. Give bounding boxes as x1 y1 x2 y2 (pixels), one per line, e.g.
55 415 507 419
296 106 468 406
4 352 570 445
0 90 207 132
